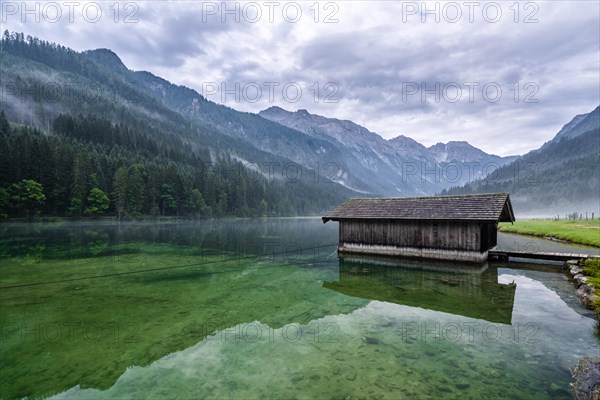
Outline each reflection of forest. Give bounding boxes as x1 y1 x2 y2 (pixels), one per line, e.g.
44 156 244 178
324 255 516 324
0 219 349 400
0 218 339 263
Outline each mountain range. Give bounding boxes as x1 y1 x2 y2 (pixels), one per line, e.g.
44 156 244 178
259 106 518 195
0 31 598 217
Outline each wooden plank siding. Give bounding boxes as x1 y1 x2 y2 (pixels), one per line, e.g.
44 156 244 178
339 220 490 251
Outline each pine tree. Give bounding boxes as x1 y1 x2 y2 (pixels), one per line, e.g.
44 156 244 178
160 184 177 216
113 166 129 219
127 164 145 216
0 110 10 135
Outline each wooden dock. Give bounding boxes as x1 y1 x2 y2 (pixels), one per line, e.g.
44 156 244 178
489 250 600 262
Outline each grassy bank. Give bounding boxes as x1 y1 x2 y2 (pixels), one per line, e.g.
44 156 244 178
580 259 600 337
582 259 600 310
498 219 600 248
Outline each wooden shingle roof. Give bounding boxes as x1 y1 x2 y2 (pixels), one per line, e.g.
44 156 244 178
322 193 515 223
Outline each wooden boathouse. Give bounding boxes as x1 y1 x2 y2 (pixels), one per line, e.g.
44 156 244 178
322 193 515 262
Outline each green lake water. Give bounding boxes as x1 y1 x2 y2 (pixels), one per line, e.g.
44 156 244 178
0 219 598 399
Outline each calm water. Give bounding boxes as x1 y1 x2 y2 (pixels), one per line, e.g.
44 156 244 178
0 219 598 399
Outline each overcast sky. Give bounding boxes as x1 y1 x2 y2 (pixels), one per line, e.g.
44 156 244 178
3 1 599 156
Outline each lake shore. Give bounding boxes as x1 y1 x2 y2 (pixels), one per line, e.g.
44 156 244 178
499 219 600 248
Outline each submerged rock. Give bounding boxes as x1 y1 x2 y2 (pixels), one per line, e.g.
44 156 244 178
362 336 380 345
455 381 470 390
571 357 600 400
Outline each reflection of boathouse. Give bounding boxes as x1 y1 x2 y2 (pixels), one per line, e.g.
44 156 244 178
322 193 515 262
324 255 516 324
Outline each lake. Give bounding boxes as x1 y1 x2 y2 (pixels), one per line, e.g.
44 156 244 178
0 218 598 399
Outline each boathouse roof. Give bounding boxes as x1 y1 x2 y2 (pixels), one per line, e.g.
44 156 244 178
322 193 515 223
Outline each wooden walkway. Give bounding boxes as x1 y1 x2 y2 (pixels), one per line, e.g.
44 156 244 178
489 250 600 262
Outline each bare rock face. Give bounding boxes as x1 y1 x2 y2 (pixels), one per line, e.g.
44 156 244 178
571 357 600 400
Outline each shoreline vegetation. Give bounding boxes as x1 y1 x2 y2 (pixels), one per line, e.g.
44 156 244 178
580 259 600 314
498 219 600 248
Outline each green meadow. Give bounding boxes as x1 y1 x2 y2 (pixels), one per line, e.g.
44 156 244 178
499 219 600 247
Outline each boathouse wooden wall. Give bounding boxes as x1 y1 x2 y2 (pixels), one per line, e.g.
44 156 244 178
338 220 498 252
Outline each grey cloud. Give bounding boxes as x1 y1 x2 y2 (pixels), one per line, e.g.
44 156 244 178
3 1 598 156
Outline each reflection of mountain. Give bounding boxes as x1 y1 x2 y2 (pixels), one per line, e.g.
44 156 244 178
323 255 516 324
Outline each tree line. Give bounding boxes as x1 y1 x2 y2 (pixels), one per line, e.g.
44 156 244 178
0 110 339 219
